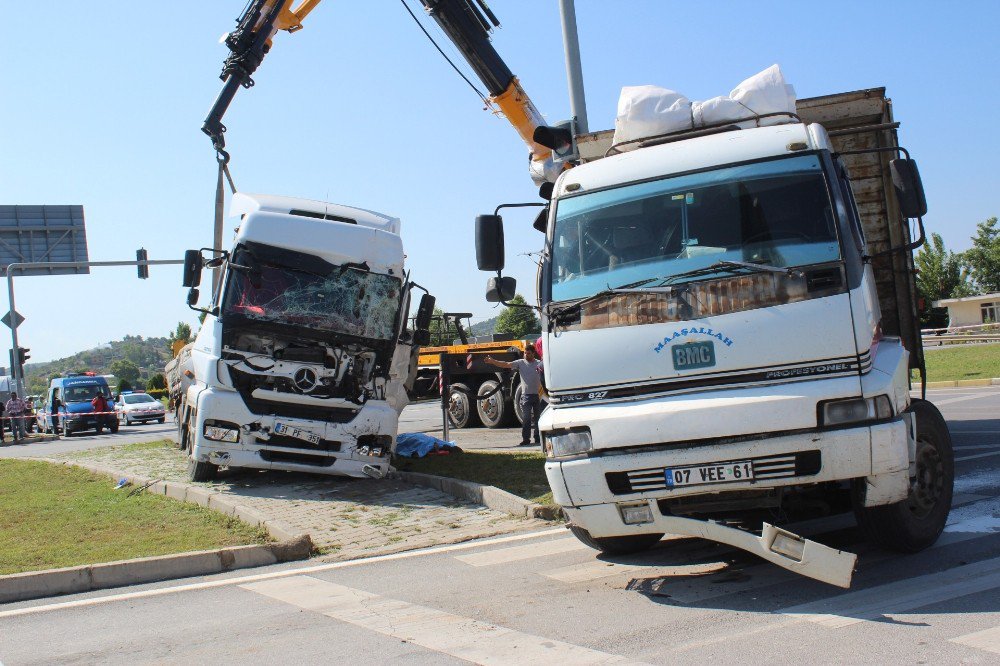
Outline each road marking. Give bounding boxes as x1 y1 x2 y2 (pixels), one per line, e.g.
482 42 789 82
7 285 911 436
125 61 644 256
777 556 1000 628
953 445 1000 451
951 430 1000 435
956 451 1000 462
242 575 645 665
456 536 588 566
950 625 1000 655
543 558 725 584
0 527 565 619
934 394 999 406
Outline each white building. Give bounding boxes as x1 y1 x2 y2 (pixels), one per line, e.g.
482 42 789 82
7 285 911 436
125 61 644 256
933 292 1000 328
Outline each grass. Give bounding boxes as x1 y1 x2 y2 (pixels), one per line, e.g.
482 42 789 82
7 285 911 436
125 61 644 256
395 450 554 505
919 344 1000 382
0 459 270 576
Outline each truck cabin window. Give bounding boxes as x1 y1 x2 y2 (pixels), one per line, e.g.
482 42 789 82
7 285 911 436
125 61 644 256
551 154 841 301
64 385 105 403
222 251 401 340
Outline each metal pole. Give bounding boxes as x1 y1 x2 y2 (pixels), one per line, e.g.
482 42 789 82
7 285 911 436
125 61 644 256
558 0 589 134
7 269 23 397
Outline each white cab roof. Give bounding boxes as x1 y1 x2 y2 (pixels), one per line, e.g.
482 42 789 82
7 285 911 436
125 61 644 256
556 123 833 197
230 193 400 235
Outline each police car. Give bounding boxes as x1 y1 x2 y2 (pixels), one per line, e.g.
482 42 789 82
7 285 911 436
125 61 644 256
116 391 166 426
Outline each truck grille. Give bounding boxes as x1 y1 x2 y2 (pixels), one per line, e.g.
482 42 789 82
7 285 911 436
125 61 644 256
605 450 821 495
259 450 337 467
255 434 342 452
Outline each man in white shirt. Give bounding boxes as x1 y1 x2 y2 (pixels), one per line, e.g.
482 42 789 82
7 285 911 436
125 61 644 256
485 345 543 447
6 392 26 441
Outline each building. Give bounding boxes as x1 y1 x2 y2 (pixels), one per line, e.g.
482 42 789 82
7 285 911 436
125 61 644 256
932 292 1000 328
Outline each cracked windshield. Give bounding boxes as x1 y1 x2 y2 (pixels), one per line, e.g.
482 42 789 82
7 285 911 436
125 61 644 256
223 257 401 340
550 154 841 301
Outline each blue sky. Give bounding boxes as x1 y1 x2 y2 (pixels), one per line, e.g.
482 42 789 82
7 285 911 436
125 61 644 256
2 1 998 363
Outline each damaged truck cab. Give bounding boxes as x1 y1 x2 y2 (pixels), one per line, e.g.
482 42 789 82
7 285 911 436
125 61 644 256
476 90 952 586
179 193 432 482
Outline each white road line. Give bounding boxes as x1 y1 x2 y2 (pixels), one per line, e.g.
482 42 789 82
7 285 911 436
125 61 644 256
956 451 1000 462
456 536 588 566
950 625 1000 655
951 430 1000 435
934 394 999 406
242 575 645 665
777 556 1000 628
543 558 725 584
953 445 1000 452
0 527 565 619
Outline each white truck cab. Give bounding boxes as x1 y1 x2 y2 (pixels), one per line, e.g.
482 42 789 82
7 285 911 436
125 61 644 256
179 193 433 482
475 90 952 587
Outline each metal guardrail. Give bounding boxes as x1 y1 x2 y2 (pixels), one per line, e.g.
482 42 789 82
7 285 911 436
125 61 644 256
922 323 1000 347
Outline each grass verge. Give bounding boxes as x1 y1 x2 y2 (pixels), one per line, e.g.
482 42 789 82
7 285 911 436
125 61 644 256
395 450 553 506
919 344 1000 382
0 459 270 576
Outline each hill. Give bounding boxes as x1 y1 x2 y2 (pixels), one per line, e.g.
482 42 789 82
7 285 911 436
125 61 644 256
470 315 497 337
21 335 174 396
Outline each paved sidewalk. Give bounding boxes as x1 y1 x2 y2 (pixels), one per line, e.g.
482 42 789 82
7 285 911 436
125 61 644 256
44 442 546 560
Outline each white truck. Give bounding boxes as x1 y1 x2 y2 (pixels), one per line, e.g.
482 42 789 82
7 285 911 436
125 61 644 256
178 193 433 482
475 89 952 587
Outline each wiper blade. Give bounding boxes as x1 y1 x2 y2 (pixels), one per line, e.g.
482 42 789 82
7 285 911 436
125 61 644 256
655 260 793 286
548 277 658 322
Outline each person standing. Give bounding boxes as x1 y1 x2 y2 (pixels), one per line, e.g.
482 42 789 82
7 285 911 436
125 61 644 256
92 390 111 435
6 392 26 441
51 389 62 434
0 397 6 443
484 345 544 447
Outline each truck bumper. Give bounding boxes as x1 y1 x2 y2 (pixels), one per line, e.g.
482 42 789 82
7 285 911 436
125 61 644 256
190 388 396 479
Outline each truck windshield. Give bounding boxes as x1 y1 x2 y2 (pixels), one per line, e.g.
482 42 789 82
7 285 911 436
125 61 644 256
64 385 105 402
223 256 401 340
550 154 841 302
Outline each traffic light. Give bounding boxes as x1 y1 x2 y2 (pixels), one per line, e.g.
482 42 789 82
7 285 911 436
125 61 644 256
137 248 149 279
17 347 29 366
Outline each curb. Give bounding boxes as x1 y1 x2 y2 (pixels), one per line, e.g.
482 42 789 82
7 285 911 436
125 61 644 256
392 470 563 521
914 377 1000 389
0 459 314 604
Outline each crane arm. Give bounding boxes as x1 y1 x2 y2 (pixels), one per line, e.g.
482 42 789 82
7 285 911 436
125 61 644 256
202 0 322 153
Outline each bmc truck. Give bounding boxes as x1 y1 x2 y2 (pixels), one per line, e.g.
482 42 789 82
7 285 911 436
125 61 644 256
475 89 952 587
178 193 433 482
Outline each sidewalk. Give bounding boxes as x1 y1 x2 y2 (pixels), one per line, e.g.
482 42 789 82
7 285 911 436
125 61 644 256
44 441 546 561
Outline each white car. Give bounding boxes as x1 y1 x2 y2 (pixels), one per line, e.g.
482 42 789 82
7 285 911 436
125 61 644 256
117 392 166 425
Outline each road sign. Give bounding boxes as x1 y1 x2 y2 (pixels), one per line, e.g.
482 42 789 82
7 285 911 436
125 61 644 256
1 310 24 329
0 205 90 276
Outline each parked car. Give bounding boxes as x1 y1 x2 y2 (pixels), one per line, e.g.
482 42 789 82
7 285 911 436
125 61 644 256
117 392 166 425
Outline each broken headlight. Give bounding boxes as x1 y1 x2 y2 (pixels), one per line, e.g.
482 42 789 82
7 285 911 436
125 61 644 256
544 429 592 458
204 420 241 443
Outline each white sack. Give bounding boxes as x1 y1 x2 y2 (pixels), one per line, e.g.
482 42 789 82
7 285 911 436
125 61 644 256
612 64 797 148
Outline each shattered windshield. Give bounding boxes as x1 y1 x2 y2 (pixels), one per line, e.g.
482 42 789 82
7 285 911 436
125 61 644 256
550 154 841 302
222 250 402 340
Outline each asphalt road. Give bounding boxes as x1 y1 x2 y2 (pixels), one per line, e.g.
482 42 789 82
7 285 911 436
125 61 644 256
1 387 998 664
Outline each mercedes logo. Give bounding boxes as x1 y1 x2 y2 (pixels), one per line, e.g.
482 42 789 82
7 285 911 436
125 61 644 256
293 367 318 392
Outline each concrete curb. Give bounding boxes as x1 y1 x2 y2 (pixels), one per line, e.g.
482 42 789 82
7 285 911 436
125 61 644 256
0 459 314 604
392 470 563 521
914 377 1000 389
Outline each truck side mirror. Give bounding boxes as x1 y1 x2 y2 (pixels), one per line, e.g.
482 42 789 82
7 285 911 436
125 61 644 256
182 250 203 288
532 206 549 233
485 276 517 303
186 287 200 307
890 158 927 219
475 215 505 271
412 293 436 346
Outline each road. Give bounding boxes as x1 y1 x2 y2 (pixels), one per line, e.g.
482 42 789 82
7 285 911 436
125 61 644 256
1 387 998 664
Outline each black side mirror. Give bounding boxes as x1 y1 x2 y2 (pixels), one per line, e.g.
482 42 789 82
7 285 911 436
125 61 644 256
186 287 200 307
182 250 203 288
486 276 517 303
475 215 505 272
890 158 927 219
412 293 436 345
532 206 549 233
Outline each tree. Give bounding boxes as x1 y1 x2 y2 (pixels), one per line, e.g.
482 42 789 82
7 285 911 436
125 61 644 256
168 322 192 345
109 359 141 386
147 373 167 391
914 233 973 328
495 294 541 338
118 379 134 392
964 216 1000 294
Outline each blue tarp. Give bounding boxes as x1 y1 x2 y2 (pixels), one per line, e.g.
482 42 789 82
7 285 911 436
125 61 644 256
395 432 461 458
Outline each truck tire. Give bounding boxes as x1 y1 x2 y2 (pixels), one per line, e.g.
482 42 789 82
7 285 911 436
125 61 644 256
568 524 663 555
448 383 481 429
188 457 218 482
476 379 512 428
853 399 954 552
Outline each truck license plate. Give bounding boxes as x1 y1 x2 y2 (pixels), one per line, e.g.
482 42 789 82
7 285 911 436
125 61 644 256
665 461 753 487
274 422 321 445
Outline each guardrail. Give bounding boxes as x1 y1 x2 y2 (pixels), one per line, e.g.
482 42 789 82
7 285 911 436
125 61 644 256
922 322 1000 347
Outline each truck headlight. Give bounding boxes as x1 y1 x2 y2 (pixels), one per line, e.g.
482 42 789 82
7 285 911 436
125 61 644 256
820 395 893 427
544 429 592 458
204 420 240 443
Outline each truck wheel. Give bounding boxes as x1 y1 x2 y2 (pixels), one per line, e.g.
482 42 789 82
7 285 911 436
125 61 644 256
853 399 954 552
448 383 481 429
568 524 663 555
476 380 512 428
110 420 119 434
187 457 218 482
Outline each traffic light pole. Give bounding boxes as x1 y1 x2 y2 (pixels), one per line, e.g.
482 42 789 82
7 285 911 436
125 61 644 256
5 258 184 397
